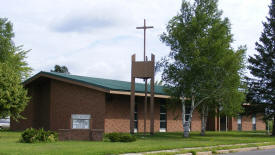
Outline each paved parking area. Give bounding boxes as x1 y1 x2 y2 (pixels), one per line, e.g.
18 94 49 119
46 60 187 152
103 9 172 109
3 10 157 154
220 149 275 155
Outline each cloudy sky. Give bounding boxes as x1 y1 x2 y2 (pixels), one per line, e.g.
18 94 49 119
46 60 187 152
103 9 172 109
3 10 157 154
0 0 271 82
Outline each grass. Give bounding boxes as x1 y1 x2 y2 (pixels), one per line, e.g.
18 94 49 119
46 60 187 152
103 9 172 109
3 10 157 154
0 130 274 155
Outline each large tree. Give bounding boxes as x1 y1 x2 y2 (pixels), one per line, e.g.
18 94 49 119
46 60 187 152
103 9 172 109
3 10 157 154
247 0 275 135
0 18 31 120
51 64 70 74
159 0 246 137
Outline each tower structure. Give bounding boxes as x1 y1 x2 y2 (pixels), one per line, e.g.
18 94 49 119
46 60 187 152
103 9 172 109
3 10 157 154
130 19 155 135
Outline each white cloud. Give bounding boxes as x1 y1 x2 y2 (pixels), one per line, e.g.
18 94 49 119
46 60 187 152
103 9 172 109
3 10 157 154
0 0 270 82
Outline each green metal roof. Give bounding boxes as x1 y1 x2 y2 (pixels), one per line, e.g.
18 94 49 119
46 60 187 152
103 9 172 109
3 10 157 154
26 71 166 95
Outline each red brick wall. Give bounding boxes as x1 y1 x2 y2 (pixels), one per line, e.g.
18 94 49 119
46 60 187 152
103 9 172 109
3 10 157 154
256 114 266 130
58 129 104 141
12 76 266 135
11 78 106 134
104 94 130 133
167 104 183 132
58 129 91 141
230 114 265 131
105 95 202 133
241 115 252 131
50 79 106 131
34 79 51 130
137 97 161 133
105 95 161 133
191 110 201 131
11 78 51 130
231 117 238 131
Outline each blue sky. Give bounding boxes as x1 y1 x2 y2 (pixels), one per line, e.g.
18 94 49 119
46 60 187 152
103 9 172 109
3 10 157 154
0 0 270 82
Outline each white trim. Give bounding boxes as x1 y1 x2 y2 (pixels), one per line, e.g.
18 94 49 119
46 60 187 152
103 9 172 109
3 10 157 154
110 90 170 98
159 128 166 132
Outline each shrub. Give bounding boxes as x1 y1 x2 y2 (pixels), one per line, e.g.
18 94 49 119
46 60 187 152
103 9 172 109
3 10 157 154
105 132 136 142
106 132 121 142
20 128 58 143
120 134 136 142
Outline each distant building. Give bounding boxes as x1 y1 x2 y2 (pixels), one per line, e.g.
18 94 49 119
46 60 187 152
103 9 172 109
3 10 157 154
0 117 10 129
11 72 266 141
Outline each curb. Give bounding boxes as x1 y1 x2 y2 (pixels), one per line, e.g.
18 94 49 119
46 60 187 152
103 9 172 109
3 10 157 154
121 143 275 155
196 151 212 155
258 145 275 150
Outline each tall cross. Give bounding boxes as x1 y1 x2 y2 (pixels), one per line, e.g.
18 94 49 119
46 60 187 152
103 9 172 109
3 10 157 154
136 19 154 61
136 19 154 136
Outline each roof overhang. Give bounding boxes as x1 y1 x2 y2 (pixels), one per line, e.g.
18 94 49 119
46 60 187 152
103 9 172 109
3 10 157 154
24 72 110 93
24 72 170 99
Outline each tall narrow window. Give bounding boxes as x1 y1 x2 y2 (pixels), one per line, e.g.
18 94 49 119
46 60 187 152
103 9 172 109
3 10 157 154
237 115 242 131
184 104 191 131
160 104 167 132
134 103 138 133
71 114 91 129
185 104 191 122
252 114 256 131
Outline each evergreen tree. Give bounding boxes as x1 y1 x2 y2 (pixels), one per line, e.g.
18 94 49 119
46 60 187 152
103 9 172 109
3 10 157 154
0 18 31 120
248 0 275 135
159 0 246 137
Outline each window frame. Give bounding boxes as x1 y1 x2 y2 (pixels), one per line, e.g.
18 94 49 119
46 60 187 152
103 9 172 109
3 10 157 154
252 114 256 131
237 115 242 131
134 103 138 133
159 104 167 132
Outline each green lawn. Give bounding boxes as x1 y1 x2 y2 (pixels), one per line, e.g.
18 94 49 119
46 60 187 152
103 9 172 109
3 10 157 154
0 131 274 155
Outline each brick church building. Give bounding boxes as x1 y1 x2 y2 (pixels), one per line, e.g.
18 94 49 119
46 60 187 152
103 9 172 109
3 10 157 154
11 71 266 141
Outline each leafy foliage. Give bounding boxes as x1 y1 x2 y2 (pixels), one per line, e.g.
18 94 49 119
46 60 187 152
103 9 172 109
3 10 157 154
51 65 70 74
0 63 29 119
20 128 58 143
247 0 275 134
0 18 31 120
105 133 136 142
159 0 246 135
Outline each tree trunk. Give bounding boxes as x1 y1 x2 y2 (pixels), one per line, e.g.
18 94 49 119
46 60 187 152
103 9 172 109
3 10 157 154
182 95 194 138
182 99 186 136
184 110 193 137
184 121 190 137
201 105 205 136
272 116 275 136
182 99 187 137
200 105 208 136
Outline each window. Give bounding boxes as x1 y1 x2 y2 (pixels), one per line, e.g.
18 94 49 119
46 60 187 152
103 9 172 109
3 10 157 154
237 115 242 131
134 103 138 133
160 104 167 132
252 115 256 131
185 104 191 122
71 114 91 129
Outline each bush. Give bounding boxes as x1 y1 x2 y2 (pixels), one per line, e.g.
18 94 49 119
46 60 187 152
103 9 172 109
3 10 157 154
105 132 136 142
120 134 136 142
20 128 58 143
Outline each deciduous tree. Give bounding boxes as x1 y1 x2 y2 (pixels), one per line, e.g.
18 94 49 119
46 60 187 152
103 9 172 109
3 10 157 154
159 0 245 137
0 18 31 120
51 65 70 74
